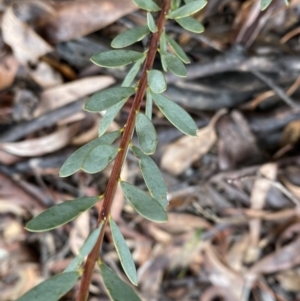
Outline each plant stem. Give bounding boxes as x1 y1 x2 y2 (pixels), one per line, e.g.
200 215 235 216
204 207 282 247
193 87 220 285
76 1 171 300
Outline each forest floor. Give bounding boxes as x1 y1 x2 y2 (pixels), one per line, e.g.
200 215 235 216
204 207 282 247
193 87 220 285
1 0 300 300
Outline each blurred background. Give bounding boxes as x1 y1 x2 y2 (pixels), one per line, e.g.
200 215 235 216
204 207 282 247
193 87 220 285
1 0 300 300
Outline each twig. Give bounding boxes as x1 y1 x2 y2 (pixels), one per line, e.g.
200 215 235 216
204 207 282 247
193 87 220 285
250 69 299 109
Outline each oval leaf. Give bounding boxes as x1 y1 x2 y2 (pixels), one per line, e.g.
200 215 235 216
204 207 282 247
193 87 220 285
164 53 187 77
176 16 204 33
135 112 157 154
82 145 118 174
60 131 121 177
91 50 144 68
120 181 167 222
99 100 127 137
147 69 166 94
132 0 161 12
26 196 99 232
132 146 168 208
151 91 197 136
64 223 103 273
111 25 150 48
99 263 142 301
85 87 135 112
110 217 137 285
147 12 157 33
168 0 207 19
122 57 145 87
165 34 190 63
145 89 153 120
16 272 79 301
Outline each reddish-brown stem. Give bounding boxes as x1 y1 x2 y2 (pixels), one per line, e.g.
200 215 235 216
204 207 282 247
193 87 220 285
76 1 171 300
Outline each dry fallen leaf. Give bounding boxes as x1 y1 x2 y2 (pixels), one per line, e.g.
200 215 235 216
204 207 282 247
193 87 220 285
69 211 90 256
245 163 277 263
0 124 79 157
28 61 63 88
34 76 115 117
202 243 244 300
250 237 300 275
276 270 300 292
161 109 227 175
2 6 53 65
35 0 137 44
0 55 19 90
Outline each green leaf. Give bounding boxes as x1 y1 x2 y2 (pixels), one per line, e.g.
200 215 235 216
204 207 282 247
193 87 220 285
16 272 79 301
85 87 135 112
165 34 190 63
122 57 145 87
111 26 150 48
99 263 142 301
145 89 152 120
132 146 168 208
135 112 157 154
26 197 99 232
260 0 272 10
132 0 161 12
147 12 157 33
151 91 197 136
91 50 144 68
159 31 167 54
99 100 127 136
164 53 187 77
147 69 166 94
160 54 168 72
168 0 207 19
176 16 204 33
64 223 103 272
171 0 182 10
110 217 137 285
120 181 167 222
60 131 121 177
82 144 118 174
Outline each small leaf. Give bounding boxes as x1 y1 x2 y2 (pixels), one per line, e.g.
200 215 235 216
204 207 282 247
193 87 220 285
145 89 152 120
99 100 127 137
132 146 168 208
164 53 187 77
260 0 272 10
122 57 145 87
60 131 121 177
26 197 99 232
121 181 167 222
135 112 157 154
165 34 190 63
147 69 166 94
159 31 167 54
16 272 79 301
151 91 197 136
85 87 135 112
147 12 157 33
111 26 150 48
82 144 118 174
91 50 144 68
99 263 142 301
160 54 168 72
171 0 182 10
132 0 161 12
168 0 207 19
110 217 137 285
176 16 204 33
64 223 103 272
